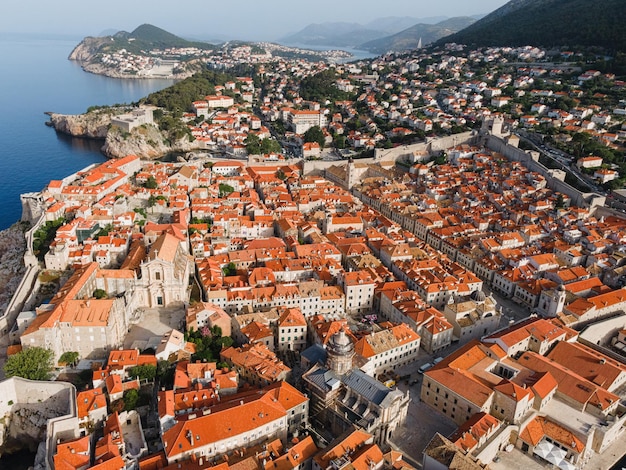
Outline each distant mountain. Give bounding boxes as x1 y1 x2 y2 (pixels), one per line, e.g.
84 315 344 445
359 17 477 54
364 16 448 34
279 15 464 48
98 28 119 37
279 22 387 47
438 0 626 51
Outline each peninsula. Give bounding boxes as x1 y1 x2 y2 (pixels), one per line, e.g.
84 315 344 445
69 23 352 80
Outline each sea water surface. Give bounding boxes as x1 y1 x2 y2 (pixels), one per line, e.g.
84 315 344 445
0 33 175 230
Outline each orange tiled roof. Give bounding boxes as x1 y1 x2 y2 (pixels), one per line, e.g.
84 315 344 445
449 412 501 452
519 416 584 452
162 382 306 459
547 341 626 390
516 351 618 411
54 436 91 470
77 388 106 419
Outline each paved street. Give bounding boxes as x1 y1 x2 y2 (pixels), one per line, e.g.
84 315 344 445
124 304 186 349
390 393 457 465
385 356 458 467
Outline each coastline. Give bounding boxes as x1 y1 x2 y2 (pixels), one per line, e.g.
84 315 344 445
76 61 194 80
45 110 202 160
0 222 27 317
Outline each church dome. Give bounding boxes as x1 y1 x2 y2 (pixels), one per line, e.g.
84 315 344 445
470 290 487 302
328 329 354 355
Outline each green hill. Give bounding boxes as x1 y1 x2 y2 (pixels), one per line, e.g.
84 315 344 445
439 0 626 52
359 17 477 54
112 24 214 53
70 24 215 61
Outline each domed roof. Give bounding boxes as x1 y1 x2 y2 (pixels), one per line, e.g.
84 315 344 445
328 329 354 356
470 290 487 302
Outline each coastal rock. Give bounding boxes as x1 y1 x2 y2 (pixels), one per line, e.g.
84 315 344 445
68 36 103 62
102 124 169 159
0 223 27 315
47 110 115 139
102 124 198 159
48 109 204 160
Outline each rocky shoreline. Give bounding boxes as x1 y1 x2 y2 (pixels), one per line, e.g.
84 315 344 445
45 110 112 140
46 110 202 159
0 223 27 316
78 61 196 81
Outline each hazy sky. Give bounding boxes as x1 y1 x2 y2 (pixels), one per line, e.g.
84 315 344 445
4 0 509 41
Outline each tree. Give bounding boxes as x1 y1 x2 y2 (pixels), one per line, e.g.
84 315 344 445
333 134 347 149
555 194 565 209
303 126 325 149
128 364 157 381
33 217 65 260
219 183 235 197
260 138 281 154
156 360 170 379
144 176 158 189
4 347 55 380
222 262 237 277
187 326 234 363
59 351 80 367
97 224 113 237
244 133 261 154
123 389 140 411
93 289 107 299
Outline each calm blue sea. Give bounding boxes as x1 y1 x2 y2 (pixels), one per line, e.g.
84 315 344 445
0 33 175 230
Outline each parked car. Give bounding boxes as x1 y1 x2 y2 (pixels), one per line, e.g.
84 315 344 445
418 362 433 374
433 356 444 364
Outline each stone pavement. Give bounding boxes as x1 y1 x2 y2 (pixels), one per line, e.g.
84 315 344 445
124 304 186 349
389 384 457 465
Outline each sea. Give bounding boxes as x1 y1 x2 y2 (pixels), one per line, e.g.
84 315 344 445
0 35 376 232
0 32 176 230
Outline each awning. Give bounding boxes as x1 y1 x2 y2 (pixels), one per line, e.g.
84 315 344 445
534 440 577 470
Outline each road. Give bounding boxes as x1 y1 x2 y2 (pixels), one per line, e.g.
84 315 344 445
514 130 604 193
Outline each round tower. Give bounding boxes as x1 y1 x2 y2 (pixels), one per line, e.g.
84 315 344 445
326 329 355 376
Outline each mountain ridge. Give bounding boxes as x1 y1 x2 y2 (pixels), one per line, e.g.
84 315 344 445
359 17 477 54
438 0 626 51
279 15 460 48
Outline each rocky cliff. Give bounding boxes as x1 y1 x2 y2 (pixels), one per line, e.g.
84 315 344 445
0 223 27 316
47 110 202 159
46 109 118 139
103 124 199 158
68 36 104 62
